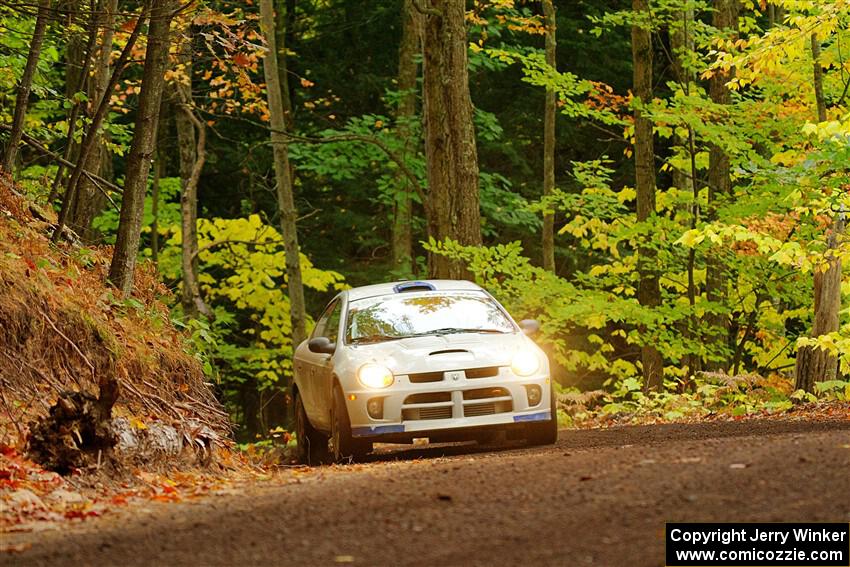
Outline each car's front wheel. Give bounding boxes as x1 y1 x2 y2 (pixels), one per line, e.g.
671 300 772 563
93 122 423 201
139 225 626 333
330 384 372 463
295 391 329 465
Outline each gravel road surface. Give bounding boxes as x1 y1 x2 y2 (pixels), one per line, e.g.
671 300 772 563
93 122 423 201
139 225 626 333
6 419 850 566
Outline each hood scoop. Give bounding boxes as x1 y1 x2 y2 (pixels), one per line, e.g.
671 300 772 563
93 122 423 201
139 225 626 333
429 349 470 356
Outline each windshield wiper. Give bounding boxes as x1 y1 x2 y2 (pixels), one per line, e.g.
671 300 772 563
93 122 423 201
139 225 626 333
408 327 510 337
351 334 403 345
354 328 511 343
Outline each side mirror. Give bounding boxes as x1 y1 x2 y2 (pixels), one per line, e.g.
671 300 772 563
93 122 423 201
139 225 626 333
308 337 336 355
519 319 540 336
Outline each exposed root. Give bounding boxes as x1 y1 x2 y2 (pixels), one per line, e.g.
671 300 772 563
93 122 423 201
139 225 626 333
27 388 117 474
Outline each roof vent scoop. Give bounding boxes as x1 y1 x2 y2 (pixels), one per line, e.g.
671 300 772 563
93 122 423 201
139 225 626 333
393 281 436 293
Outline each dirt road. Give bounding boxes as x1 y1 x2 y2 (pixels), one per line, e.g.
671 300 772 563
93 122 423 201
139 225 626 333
6 419 850 566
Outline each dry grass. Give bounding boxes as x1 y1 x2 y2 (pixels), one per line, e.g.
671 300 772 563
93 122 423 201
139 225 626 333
0 174 229 449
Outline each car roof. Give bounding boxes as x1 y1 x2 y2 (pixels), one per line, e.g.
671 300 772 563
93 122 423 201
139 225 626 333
344 279 485 302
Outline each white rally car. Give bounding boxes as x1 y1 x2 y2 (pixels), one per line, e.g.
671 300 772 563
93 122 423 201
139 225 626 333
292 280 557 464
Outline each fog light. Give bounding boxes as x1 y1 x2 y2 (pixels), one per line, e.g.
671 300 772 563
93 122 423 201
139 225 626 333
526 385 542 407
367 397 384 419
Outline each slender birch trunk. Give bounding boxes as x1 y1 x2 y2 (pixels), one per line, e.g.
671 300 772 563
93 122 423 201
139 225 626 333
259 0 307 347
541 0 557 273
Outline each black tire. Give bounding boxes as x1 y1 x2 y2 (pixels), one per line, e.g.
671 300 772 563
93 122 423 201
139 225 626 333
330 384 371 463
295 391 329 465
525 384 558 446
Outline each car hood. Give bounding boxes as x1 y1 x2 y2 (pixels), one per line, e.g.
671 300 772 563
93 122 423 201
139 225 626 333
347 332 530 374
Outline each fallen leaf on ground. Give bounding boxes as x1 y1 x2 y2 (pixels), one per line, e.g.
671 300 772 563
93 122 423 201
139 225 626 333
1 542 32 553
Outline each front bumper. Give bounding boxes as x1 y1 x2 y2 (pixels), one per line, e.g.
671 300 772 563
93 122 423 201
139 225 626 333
344 367 552 439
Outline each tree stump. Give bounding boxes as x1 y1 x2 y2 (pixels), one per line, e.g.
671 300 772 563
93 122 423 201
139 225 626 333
27 379 119 474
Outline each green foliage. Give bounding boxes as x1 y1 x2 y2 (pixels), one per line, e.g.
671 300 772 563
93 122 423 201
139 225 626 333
484 48 623 126
93 177 183 246
288 102 540 240
0 10 61 108
174 317 221 379
15 164 58 201
158 214 346 393
559 372 848 426
92 173 346 434
7 0 850 439
428 0 850 417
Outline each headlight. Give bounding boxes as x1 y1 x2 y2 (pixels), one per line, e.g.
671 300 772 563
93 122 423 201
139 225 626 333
511 350 540 376
358 363 394 389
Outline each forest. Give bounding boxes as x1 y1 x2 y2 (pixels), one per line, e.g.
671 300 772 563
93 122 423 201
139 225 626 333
1 0 849 444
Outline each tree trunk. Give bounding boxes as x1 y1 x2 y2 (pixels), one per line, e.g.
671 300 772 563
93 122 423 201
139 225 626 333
177 100 210 319
173 22 209 318
631 0 664 391
274 0 294 129
63 3 86 106
669 3 693 195
392 0 421 276
671 6 701 381
811 33 827 124
795 215 843 392
68 0 118 242
707 0 736 200
260 0 307 348
2 0 51 173
421 0 481 280
150 101 168 269
768 3 783 27
151 146 161 267
108 0 174 294
705 0 737 371
541 0 556 273
795 33 841 393
50 0 99 203
54 3 147 243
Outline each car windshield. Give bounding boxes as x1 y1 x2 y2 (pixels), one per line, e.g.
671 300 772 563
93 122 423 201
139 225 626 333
346 292 515 344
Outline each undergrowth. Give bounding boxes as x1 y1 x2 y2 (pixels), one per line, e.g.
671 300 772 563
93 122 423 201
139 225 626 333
0 175 230 455
557 373 850 428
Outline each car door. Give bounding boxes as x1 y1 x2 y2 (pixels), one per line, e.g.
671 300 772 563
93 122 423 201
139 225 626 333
298 298 341 431
315 299 343 420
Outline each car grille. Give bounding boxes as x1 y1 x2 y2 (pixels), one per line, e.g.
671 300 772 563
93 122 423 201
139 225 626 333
408 371 445 383
464 403 498 417
464 387 512 417
405 392 451 404
401 388 513 421
465 366 500 379
402 392 453 421
403 406 453 421
406 366 502 383
463 387 509 400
